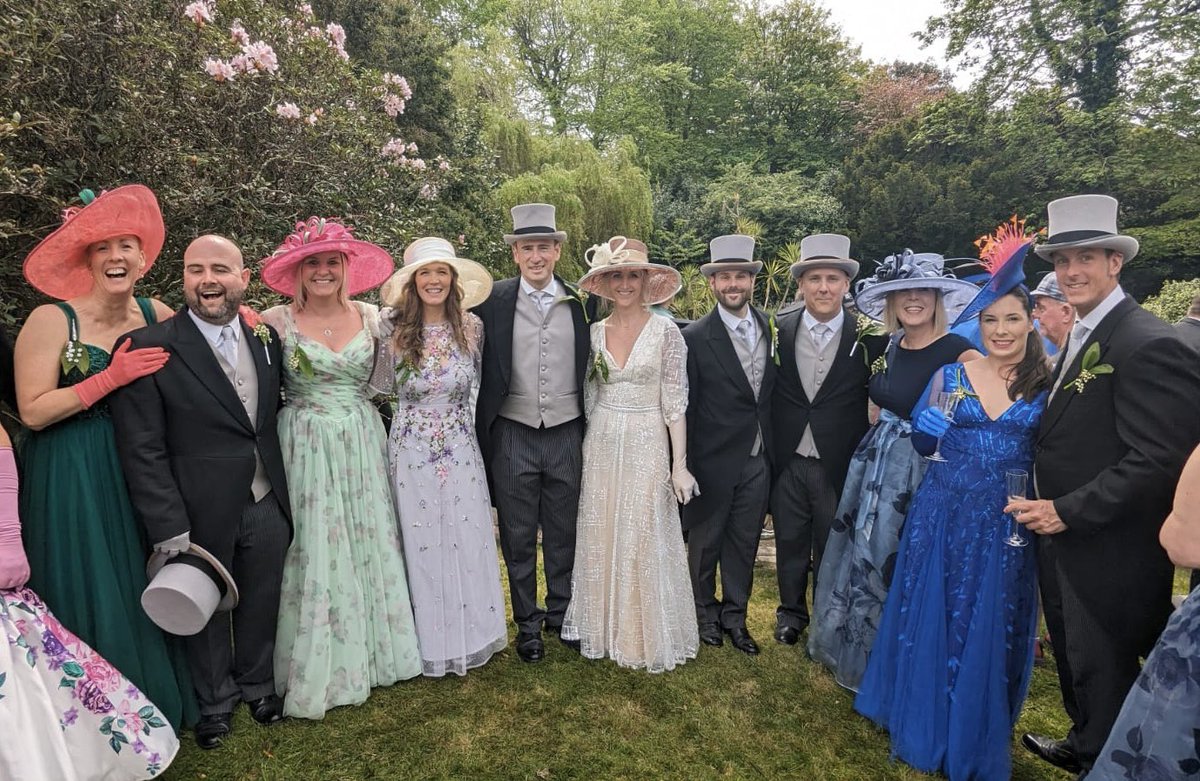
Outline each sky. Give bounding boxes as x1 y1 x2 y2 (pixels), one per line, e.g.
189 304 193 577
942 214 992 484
814 0 976 86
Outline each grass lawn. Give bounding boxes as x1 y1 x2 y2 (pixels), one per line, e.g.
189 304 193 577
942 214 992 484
160 556 1093 781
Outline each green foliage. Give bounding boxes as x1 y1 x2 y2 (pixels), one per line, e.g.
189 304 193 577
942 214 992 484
0 0 499 324
1141 278 1200 323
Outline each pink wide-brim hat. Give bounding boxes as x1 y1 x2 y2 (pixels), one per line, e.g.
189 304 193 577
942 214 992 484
23 185 166 300
260 217 395 297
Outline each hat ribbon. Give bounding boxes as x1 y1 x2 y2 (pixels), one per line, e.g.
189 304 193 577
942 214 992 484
585 236 645 269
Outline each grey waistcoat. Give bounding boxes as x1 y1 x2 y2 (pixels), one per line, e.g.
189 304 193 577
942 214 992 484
793 321 843 458
208 334 271 501
499 288 580 428
726 321 768 457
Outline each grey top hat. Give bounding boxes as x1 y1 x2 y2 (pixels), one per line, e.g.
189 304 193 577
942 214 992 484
503 203 568 245
789 233 860 279
1030 272 1067 303
1034 194 1139 262
700 234 763 277
853 250 980 322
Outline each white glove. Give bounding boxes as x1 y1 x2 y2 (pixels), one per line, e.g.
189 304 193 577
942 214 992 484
154 531 190 559
672 463 700 505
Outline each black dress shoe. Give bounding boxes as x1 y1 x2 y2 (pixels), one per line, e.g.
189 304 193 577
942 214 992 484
247 694 284 725
725 627 760 655
516 631 545 663
194 712 232 750
699 623 724 647
774 625 801 645
1022 733 1082 774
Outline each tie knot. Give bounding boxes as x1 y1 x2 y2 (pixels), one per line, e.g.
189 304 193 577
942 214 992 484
736 320 750 334
220 324 235 342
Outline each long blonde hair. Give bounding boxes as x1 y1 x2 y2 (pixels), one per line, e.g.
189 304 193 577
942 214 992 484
388 264 469 366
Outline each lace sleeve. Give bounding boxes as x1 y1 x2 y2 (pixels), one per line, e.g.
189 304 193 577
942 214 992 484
260 305 290 346
659 317 688 425
367 305 397 396
584 322 602 420
464 312 484 379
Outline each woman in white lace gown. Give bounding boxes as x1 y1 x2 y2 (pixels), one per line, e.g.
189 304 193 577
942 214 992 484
561 237 700 672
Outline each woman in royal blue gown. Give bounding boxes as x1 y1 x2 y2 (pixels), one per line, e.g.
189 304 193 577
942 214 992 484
855 279 1052 780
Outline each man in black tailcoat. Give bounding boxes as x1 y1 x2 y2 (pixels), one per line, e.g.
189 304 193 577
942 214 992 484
682 234 777 655
111 235 293 749
1010 195 1200 777
770 234 884 645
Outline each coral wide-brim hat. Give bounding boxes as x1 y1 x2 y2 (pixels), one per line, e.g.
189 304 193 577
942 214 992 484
261 217 395 297
380 236 494 309
577 236 682 306
23 185 166 300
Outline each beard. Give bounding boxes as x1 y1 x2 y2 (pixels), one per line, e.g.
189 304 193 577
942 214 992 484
186 284 244 324
715 287 749 312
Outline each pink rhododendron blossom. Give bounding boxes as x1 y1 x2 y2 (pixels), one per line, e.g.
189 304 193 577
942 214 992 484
382 93 406 117
383 73 413 100
381 137 408 160
229 21 250 46
183 1 213 26
275 102 302 120
203 58 236 82
437 156 451 172
243 41 279 73
407 142 419 155
298 2 314 18
410 158 427 171
418 183 439 200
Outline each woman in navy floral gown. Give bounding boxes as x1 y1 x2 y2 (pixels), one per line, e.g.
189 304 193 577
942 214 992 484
855 286 1051 780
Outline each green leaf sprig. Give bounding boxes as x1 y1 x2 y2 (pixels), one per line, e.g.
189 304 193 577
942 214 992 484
60 339 90 376
1066 342 1114 395
768 314 781 366
588 350 610 382
287 344 315 378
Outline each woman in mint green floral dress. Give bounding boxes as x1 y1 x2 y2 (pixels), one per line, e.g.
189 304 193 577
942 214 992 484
260 218 421 719
381 237 506 677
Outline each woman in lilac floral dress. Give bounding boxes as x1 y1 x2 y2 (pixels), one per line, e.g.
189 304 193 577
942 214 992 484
382 237 505 677
1 426 178 780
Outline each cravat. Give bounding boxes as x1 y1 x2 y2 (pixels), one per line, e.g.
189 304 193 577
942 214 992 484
812 323 831 350
736 319 754 351
217 324 238 368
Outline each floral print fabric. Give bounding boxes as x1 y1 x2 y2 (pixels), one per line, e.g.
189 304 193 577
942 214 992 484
0 586 178 780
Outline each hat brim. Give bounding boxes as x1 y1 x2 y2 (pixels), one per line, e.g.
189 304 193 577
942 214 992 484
23 185 165 300
261 239 395 297
854 277 980 322
700 261 763 277
789 258 860 279
578 263 682 306
1034 234 1139 262
146 543 239 612
503 231 567 245
380 256 495 309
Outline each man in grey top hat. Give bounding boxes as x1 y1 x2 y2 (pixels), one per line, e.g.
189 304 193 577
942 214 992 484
474 203 595 663
1008 194 1200 775
769 233 883 645
1030 272 1075 355
681 235 777 655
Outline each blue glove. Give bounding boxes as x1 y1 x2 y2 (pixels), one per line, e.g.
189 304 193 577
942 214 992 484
914 407 951 439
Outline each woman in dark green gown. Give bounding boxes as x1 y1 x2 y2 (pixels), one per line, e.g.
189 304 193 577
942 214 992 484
13 186 197 730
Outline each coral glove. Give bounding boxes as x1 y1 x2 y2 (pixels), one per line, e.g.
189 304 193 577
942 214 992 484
72 338 169 410
0 448 30 589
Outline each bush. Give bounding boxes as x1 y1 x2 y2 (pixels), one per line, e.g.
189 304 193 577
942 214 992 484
1142 278 1200 323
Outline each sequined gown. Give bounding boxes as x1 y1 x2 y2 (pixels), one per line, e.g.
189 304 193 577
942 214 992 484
387 314 507 677
265 303 421 718
561 314 699 672
855 364 1045 780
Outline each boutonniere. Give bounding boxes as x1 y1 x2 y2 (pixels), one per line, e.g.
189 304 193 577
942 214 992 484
767 315 781 366
61 339 90 376
397 358 419 385
557 280 591 324
849 314 884 366
588 351 610 382
287 344 315 378
949 365 980 404
1066 342 1114 395
238 306 272 365
870 353 887 376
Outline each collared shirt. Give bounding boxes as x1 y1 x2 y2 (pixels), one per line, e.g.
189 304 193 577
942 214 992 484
188 308 240 350
717 305 757 345
802 308 845 347
1075 284 1125 336
519 276 562 317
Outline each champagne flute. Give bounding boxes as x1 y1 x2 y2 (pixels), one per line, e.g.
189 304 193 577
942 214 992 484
1004 469 1029 548
925 391 958 463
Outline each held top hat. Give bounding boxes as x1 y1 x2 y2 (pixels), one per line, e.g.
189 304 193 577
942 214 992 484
577 236 682 306
503 203 568 245
700 234 763 277
1034 194 1139 262
260 217 395 297
142 543 239 636
789 234 860 279
379 236 494 309
23 185 166 300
